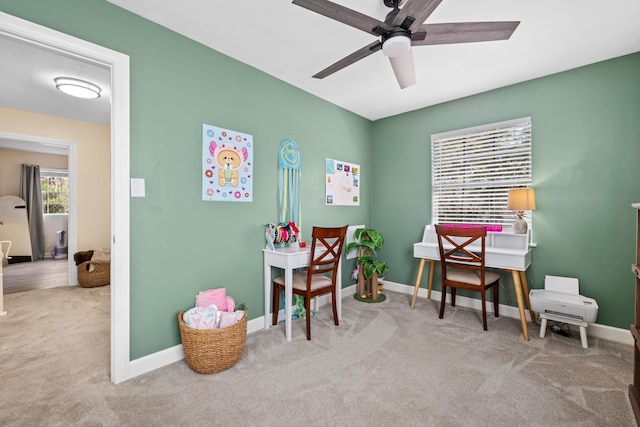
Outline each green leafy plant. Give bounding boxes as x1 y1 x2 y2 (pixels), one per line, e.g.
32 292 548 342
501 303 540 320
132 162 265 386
347 228 388 280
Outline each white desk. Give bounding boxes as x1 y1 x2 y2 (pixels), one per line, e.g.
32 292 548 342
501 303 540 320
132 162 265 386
410 226 534 341
263 246 342 342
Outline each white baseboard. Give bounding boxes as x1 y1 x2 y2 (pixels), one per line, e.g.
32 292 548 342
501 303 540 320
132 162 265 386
127 280 632 381
127 316 265 380
128 344 184 379
382 280 634 347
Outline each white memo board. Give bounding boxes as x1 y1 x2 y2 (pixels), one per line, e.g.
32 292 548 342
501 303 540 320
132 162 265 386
325 158 360 206
345 225 365 260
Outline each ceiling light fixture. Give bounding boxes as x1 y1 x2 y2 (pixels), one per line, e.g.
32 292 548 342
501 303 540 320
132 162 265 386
54 77 102 99
381 31 411 58
381 30 416 89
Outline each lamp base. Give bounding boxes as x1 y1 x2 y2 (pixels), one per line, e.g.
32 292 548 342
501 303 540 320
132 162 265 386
512 218 528 234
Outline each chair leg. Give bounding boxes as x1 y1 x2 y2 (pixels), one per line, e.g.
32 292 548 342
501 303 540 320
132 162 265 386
451 288 457 307
272 284 280 326
331 290 339 326
439 286 447 319
493 283 500 317
481 290 488 331
305 295 312 340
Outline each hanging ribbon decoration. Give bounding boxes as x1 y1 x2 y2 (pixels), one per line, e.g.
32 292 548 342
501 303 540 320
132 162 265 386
265 138 302 250
278 138 302 229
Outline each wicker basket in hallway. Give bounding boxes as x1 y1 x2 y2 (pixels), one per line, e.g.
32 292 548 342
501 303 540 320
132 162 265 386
74 250 110 288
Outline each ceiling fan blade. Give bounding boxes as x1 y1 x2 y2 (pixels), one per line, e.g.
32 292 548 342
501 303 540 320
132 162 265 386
388 49 416 89
313 41 382 79
392 0 443 31
293 0 392 37
412 21 520 45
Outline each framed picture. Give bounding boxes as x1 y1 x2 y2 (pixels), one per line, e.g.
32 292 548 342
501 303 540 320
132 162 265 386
202 124 253 202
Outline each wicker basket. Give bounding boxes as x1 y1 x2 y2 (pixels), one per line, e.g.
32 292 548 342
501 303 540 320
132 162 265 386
74 250 110 288
77 261 110 288
178 311 247 374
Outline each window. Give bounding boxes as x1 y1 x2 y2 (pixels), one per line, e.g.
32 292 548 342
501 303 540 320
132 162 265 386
41 169 69 214
431 117 532 230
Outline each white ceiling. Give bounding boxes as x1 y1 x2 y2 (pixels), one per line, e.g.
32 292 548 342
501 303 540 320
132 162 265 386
0 34 111 126
1 0 639 125
106 0 640 121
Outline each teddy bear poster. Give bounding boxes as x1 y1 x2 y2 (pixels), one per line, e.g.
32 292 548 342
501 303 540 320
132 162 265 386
202 123 254 202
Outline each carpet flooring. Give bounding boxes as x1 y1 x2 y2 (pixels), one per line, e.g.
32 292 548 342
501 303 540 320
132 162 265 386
0 285 636 426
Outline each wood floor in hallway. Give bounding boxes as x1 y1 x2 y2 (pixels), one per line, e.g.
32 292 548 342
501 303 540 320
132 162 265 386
2 258 69 294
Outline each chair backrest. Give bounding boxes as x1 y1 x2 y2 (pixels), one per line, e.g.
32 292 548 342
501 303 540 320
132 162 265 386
307 225 348 284
435 224 488 279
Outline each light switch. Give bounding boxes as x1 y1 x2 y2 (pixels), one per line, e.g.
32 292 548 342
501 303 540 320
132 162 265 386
131 178 146 197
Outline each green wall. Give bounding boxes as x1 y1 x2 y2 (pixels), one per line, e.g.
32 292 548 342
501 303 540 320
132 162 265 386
371 52 640 329
0 0 372 359
2 0 639 359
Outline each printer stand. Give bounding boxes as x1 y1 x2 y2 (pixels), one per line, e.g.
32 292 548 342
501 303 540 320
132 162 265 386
539 313 588 348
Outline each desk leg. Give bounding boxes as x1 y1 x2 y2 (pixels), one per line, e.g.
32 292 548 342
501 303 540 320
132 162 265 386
519 270 534 321
264 260 271 331
510 269 530 341
411 259 436 309
285 267 293 342
427 260 435 300
410 259 426 310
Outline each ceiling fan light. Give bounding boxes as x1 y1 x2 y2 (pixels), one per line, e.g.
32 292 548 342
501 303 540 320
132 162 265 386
54 77 102 99
389 50 416 89
382 35 411 58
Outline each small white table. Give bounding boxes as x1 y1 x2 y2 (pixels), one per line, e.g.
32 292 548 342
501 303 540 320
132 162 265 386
263 246 342 341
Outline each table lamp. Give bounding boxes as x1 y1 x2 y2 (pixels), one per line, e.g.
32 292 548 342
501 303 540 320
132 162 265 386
507 188 536 234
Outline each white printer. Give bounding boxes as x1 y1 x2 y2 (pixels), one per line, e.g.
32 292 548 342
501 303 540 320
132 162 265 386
529 275 598 348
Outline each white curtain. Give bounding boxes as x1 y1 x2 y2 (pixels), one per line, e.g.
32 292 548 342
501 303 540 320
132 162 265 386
20 164 45 260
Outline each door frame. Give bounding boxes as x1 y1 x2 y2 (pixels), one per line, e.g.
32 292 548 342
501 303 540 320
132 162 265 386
0 11 131 383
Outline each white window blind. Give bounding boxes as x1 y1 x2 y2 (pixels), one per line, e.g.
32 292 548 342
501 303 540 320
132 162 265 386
431 117 532 229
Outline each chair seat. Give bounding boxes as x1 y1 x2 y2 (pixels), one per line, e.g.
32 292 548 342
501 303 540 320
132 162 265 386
445 268 500 286
273 272 332 292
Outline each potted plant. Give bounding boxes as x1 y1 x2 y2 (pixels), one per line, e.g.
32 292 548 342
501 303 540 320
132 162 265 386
346 228 388 301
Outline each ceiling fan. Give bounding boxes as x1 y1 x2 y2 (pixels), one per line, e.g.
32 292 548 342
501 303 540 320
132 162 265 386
292 0 520 89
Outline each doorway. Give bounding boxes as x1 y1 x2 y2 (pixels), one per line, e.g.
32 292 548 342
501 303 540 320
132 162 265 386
0 11 131 383
0 133 76 287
